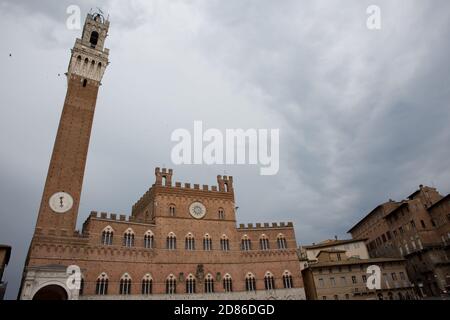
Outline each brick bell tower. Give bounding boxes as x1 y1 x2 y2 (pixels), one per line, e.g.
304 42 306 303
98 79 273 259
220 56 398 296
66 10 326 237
34 13 109 236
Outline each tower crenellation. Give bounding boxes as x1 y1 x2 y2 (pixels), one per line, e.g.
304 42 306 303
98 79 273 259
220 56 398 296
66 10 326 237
217 175 234 193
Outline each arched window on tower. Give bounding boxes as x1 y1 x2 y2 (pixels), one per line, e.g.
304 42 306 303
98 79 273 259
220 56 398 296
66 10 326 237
245 272 256 292
144 230 154 249
101 226 114 245
223 274 233 292
169 204 176 217
277 233 288 249
142 274 153 295
260 234 270 250
90 31 99 48
95 273 108 295
185 233 195 250
203 234 212 251
119 273 132 295
166 232 176 250
218 208 225 220
185 274 196 294
166 274 177 294
123 228 135 247
264 271 275 290
220 234 230 251
204 274 214 293
82 79 87 87
241 235 251 251
282 270 294 289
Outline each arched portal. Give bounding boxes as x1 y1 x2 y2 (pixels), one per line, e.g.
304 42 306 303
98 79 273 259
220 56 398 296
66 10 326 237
32 285 68 300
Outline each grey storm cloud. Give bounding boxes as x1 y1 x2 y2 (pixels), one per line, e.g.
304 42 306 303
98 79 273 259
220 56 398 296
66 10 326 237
1 0 450 299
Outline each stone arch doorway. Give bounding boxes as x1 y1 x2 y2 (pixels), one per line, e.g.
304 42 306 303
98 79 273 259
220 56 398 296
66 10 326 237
32 285 68 300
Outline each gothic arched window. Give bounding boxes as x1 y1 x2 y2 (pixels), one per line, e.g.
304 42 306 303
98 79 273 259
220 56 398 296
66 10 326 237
245 273 256 292
260 234 270 250
223 274 233 292
282 270 293 289
169 204 176 217
241 235 251 251
264 271 275 290
186 274 196 294
185 233 195 251
218 208 225 220
95 273 108 295
119 273 132 295
144 230 154 249
220 234 230 251
123 228 135 247
166 232 176 250
277 234 288 249
142 274 153 295
203 234 212 251
204 274 214 293
166 274 176 294
101 226 114 245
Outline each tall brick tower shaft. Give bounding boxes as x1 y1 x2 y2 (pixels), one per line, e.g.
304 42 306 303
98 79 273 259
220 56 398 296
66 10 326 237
34 13 109 236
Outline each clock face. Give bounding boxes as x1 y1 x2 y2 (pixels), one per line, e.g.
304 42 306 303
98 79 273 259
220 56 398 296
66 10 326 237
49 192 74 213
189 202 206 219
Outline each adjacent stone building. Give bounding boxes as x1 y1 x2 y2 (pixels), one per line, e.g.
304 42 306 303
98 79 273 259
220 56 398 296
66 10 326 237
19 13 305 300
0 245 11 300
302 248 416 300
301 238 370 263
348 185 450 297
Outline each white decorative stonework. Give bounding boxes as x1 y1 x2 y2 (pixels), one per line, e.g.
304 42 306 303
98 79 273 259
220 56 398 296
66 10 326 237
20 265 79 300
66 13 109 84
68 47 108 83
49 192 73 213
189 202 207 219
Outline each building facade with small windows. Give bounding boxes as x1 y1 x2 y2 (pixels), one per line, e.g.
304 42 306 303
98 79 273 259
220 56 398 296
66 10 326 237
0 245 11 300
301 239 370 265
348 185 450 297
301 247 416 300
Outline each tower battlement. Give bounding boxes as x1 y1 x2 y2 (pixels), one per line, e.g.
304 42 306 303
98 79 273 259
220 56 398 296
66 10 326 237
131 168 235 220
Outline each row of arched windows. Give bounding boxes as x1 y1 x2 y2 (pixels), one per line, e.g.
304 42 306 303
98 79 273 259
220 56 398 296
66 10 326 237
94 271 294 295
241 234 288 250
76 55 102 69
101 227 288 251
101 227 154 248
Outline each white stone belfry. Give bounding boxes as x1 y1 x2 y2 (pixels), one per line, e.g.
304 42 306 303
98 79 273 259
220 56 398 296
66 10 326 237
67 12 110 84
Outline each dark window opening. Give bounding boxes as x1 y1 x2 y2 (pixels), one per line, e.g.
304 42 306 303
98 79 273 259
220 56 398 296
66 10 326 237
90 31 99 47
83 79 87 87
420 220 426 229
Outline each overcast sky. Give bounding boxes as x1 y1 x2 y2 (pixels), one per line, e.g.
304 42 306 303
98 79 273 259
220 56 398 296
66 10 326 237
1 0 450 299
